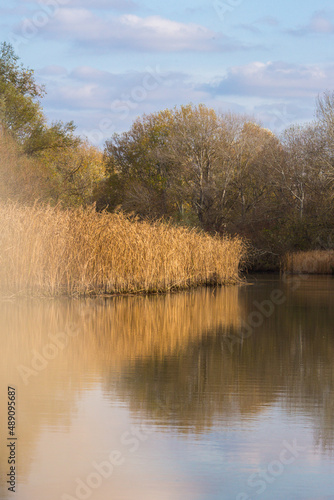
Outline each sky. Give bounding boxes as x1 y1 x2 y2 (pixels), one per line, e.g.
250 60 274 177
1 0 334 147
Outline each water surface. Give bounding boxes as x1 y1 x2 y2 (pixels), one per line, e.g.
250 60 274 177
0 276 334 499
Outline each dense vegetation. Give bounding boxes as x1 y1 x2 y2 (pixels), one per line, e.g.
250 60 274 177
1 42 334 272
99 104 334 269
283 250 334 275
0 203 245 296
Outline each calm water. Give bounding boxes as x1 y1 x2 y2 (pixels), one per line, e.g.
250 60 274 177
1 275 334 500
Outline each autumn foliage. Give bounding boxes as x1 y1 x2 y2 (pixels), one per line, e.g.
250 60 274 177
1 41 334 275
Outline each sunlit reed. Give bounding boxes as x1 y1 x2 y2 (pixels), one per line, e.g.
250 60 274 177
0 202 246 296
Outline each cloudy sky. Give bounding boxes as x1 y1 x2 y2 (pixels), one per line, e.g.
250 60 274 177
1 0 334 146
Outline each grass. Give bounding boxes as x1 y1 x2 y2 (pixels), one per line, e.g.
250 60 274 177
282 250 334 274
0 202 246 296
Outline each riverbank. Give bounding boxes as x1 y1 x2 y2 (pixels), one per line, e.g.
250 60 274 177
0 202 246 297
282 250 334 274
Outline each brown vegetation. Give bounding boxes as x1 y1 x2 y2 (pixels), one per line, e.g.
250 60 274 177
0 133 49 203
282 250 334 274
0 202 246 296
0 132 106 207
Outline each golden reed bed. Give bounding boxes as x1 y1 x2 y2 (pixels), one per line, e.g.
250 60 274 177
282 250 334 274
0 203 246 296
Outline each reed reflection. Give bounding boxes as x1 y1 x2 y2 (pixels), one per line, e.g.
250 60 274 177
0 277 334 498
113 277 334 450
0 286 241 494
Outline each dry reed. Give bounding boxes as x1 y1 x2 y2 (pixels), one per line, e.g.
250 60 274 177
282 250 334 274
0 202 246 296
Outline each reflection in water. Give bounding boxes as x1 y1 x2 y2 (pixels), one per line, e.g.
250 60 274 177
117 278 334 443
0 278 334 499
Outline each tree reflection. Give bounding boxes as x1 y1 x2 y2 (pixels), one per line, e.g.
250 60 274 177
0 277 333 498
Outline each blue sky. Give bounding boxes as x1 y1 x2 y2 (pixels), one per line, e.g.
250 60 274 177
1 0 334 146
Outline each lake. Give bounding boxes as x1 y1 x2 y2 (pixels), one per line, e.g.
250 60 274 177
1 275 334 500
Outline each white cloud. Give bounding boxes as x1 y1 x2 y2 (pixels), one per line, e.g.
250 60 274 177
68 0 137 9
38 65 67 76
288 10 334 36
37 61 327 145
310 15 334 34
204 61 333 99
39 64 204 111
253 102 312 133
257 16 279 27
18 0 136 9
17 8 237 52
37 65 210 143
238 16 280 34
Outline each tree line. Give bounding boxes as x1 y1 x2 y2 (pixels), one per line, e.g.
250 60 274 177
99 100 334 268
1 42 333 269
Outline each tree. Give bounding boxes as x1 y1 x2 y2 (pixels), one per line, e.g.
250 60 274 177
0 42 79 154
38 141 106 206
0 42 44 140
103 111 172 216
104 105 247 227
315 91 334 191
157 105 235 228
316 91 334 140
103 105 281 233
101 100 334 268
223 122 279 230
23 120 80 156
265 121 334 252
